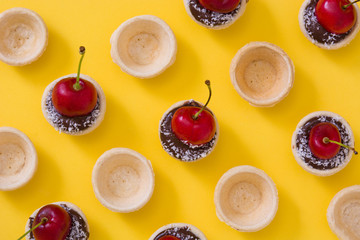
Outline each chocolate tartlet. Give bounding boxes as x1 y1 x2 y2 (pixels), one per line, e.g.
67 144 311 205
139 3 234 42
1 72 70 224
159 100 219 162
183 0 248 30
299 0 360 49
149 223 207 240
25 202 90 240
41 73 106 135
291 111 355 176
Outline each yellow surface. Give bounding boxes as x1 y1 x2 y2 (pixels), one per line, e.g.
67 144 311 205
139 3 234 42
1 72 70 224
1 0 360 239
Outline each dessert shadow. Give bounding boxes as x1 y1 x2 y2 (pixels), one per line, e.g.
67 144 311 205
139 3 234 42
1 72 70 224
68 92 138 158
255 65 318 126
14 28 72 82
137 34 201 99
117 169 179 232
210 0 279 50
2 144 62 208
317 154 360 190
233 185 300 238
184 121 257 188
319 36 360 72
86 214 113 239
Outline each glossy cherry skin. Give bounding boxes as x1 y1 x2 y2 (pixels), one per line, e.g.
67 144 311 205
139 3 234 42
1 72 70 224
309 122 341 159
315 0 357 34
159 236 181 240
52 77 97 117
199 0 240 13
171 106 216 145
32 204 71 240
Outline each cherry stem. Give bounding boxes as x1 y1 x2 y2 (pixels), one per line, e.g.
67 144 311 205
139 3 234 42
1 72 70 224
73 46 86 91
342 0 360 10
323 137 358 155
193 80 212 120
17 217 48 240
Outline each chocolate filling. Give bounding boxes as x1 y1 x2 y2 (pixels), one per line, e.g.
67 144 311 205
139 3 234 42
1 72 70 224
28 204 90 239
154 226 201 240
45 89 101 133
188 0 242 28
160 100 217 162
303 0 353 45
294 115 351 170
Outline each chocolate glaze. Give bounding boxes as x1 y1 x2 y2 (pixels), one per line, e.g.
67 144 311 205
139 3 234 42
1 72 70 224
154 226 201 240
294 115 351 170
303 0 353 45
45 88 101 133
28 204 89 239
160 100 217 162
188 0 242 28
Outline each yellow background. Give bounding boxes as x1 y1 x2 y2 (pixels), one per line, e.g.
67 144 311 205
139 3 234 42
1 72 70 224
1 0 360 239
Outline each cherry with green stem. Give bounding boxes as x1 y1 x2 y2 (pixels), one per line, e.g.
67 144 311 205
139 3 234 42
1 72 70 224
73 46 86 91
17 218 48 240
198 0 240 13
343 0 360 10
171 80 216 145
316 0 359 34
193 80 211 120
159 236 181 240
309 122 357 159
52 46 98 117
323 137 358 154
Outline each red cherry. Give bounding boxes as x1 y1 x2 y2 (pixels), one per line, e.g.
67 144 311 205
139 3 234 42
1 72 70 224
159 236 181 240
309 122 341 159
171 106 216 145
52 77 97 117
315 0 358 34
32 204 71 240
51 46 97 117
199 0 240 13
171 80 216 146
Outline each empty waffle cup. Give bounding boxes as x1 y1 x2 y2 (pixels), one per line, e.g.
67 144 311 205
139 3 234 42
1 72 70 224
214 165 278 232
92 148 155 212
230 41 294 107
0 8 48 66
327 185 360 240
110 15 177 79
0 127 37 191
